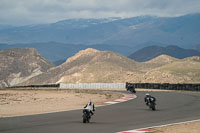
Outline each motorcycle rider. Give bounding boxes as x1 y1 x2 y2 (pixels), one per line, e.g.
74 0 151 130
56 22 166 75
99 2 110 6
144 93 156 105
84 99 95 118
126 83 136 93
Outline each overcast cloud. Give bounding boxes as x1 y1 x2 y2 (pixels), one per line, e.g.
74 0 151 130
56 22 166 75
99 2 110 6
0 0 200 26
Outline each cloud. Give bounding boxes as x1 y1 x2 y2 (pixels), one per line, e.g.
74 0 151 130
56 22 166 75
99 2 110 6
0 0 200 25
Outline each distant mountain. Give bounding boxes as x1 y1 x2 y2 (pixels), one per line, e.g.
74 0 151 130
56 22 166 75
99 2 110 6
0 48 54 88
105 13 200 48
53 59 66 66
0 24 14 30
193 44 200 52
0 18 122 44
0 14 200 49
128 45 200 62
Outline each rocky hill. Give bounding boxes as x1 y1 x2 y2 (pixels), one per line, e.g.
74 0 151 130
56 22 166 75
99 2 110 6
142 58 200 83
142 55 179 70
0 48 54 88
21 48 141 85
20 48 200 85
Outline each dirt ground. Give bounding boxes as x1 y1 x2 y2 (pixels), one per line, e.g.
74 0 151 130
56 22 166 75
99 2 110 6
152 120 200 133
0 89 122 117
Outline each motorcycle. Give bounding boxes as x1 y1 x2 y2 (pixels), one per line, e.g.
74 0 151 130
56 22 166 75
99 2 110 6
146 99 156 111
126 84 136 93
129 88 136 93
82 109 91 123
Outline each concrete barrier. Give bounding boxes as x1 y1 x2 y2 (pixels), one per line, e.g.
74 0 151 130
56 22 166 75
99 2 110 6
6 84 59 89
59 83 126 89
126 82 200 91
7 82 200 91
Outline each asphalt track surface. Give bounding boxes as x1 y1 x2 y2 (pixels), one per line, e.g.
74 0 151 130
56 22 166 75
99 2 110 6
1 91 200 133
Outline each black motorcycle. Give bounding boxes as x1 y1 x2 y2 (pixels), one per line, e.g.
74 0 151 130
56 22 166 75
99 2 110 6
145 98 156 111
82 109 91 123
145 95 156 111
126 84 136 93
148 100 156 111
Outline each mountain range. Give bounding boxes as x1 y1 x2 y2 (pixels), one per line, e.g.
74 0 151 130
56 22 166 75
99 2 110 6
129 45 200 62
0 14 199 48
193 44 200 52
1 48 200 88
19 48 200 85
0 13 200 63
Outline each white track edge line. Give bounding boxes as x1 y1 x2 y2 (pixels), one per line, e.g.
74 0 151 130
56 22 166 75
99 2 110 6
117 119 200 133
145 119 200 129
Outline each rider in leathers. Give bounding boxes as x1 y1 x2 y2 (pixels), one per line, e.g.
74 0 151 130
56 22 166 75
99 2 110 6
144 93 156 105
84 100 95 117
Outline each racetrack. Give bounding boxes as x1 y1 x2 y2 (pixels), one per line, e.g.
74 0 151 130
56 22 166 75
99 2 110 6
0 91 200 133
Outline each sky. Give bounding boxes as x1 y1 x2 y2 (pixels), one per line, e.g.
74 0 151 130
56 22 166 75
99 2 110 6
0 0 200 26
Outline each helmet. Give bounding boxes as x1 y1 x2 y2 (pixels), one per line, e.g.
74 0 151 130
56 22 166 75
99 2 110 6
146 93 150 96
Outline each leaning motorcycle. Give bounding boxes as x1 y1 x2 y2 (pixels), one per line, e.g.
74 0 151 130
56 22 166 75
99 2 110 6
82 109 91 123
126 84 136 93
147 100 156 111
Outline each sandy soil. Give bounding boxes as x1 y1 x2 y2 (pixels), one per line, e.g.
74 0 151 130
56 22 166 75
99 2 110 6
152 120 200 133
0 89 122 117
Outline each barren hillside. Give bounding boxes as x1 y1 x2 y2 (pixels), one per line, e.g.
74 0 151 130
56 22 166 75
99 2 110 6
22 48 141 85
0 48 54 88
142 55 179 70
19 48 200 85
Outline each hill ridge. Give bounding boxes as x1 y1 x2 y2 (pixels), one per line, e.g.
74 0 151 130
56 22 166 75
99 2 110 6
129 45 200 62
0 48 54 88
2 48 200 87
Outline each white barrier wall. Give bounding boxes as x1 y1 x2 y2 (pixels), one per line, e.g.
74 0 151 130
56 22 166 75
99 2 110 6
59 83 126 89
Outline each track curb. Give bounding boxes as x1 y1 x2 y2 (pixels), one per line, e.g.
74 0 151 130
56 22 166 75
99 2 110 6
117 119 200 133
